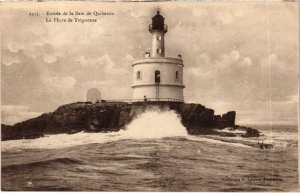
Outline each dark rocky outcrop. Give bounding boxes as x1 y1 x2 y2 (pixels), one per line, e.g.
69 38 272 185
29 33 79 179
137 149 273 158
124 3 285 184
235 125 260 138
1 101 261 141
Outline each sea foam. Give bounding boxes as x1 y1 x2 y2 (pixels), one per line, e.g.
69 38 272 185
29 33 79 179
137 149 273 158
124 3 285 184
2 109 187 151
120 109 188 139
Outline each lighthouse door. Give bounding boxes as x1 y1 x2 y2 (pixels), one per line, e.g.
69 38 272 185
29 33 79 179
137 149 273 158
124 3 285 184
155 70 160 83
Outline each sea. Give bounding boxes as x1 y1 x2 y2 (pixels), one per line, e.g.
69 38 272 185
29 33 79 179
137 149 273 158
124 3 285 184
1 110 299 191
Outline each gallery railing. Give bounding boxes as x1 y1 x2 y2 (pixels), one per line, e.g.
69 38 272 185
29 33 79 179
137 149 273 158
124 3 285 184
149 24 168 33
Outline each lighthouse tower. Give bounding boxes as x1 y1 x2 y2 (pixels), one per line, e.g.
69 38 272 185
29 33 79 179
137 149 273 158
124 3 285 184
132 10 185 102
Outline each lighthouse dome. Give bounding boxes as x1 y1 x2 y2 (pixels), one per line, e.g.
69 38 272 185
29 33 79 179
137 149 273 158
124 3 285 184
150 11 166 32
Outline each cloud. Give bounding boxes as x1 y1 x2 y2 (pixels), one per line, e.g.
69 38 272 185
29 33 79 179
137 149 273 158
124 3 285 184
42 76 76 93
185 46 298 117
214 49 242 68
77 54 115 70
2 54 20 66
191 5 245 25
188 67 201 76
1 105 41 125
125 54 134 61
229 50 240 61
130 9 148 18
286 94 299 103
186 49 254 79
242 57 252 66
81 80 115 88
7 42 24 53
44 55 57 63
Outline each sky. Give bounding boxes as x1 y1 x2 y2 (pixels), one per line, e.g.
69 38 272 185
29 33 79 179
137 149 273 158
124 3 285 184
1 1 299 125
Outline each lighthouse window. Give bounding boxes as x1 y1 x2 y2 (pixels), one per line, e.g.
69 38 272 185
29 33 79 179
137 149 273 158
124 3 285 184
175 71 179 80
136 71 142 80
157 35 162 41
157 48 162 54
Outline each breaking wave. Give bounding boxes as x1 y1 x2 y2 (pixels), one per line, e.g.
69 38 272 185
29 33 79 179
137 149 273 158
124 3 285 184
2 109 187 151
120 109 188 138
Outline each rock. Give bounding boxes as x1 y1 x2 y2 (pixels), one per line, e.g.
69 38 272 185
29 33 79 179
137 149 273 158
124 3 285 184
243 127 260 137
222 111 236 126
214 111 236 128
230 125 260 138
1 101 260 141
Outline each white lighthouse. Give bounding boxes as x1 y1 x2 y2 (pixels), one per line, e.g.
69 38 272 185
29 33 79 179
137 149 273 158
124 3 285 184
132 10 185 102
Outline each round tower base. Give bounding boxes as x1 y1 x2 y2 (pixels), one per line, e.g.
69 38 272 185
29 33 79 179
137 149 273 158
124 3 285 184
132 85 184 102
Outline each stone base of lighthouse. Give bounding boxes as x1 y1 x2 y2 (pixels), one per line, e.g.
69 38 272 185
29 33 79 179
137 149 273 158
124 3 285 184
131 57 185 102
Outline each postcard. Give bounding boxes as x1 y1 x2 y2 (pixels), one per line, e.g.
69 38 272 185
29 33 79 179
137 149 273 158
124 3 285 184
1 1 299 191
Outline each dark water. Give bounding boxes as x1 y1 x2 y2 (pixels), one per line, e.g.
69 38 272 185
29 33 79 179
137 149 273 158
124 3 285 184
2 126 298 191
1 109 299 192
